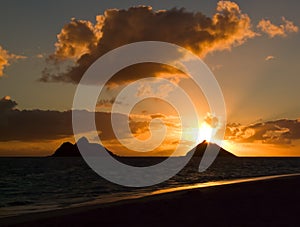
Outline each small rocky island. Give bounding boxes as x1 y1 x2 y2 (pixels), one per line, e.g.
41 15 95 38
51 141 80 157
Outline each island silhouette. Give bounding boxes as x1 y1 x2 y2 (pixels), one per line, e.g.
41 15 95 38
52 137 235 157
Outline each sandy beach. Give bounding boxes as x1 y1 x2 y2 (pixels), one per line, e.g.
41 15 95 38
1 174 300 226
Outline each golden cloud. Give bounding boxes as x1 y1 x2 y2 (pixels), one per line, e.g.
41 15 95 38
257 17 298 38
51 18 102 61
225 119 300 145
265 55 275 61
0 45 26 77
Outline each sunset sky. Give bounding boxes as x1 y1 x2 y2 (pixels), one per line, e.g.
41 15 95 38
0 0 299 157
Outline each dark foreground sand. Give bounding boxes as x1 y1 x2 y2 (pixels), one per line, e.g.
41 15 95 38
2 174 300 227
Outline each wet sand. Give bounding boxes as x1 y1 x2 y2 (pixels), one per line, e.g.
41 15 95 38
2 174 300 226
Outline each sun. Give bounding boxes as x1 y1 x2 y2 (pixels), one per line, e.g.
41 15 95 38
196 122 213 143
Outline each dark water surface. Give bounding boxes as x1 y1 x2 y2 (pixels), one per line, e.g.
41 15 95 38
1 157 300 218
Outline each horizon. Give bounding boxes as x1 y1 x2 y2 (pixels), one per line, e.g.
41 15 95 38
3 138 299 158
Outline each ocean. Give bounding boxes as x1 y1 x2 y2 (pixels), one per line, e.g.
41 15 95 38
1 157 300 218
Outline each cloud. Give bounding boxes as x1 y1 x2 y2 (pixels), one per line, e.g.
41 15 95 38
36 54 44 59
0 96 167 144
204 113 219 128
0 96 186 156
257 17 298 38
40 1 257 84
96 98 117 108
0 96 17 111
50 18 102 61
265 55 275 61
225 119 300 145
0 45 26 77
134 75 184 100
0 107 126 143
150 113 166 119
282 17 299 33
0 97 74 141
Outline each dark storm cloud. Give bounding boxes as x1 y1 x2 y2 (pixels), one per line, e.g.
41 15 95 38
0 97 103 141
0 96 153 142
0 97 73 141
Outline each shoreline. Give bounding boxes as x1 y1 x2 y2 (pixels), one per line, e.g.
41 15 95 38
68 172 300 207
2 173 300 226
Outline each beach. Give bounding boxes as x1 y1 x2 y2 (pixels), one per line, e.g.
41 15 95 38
1 174 300 226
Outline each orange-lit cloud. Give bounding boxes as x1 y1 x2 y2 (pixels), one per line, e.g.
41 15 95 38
51 18 102 61
204 113 219 128
0 45 26 77
41 1 257 84
225 119 300 145
36 54 44 59
257 17 298 38
265 55 275 61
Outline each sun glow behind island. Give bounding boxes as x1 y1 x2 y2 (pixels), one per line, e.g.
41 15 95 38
197 122 214 143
